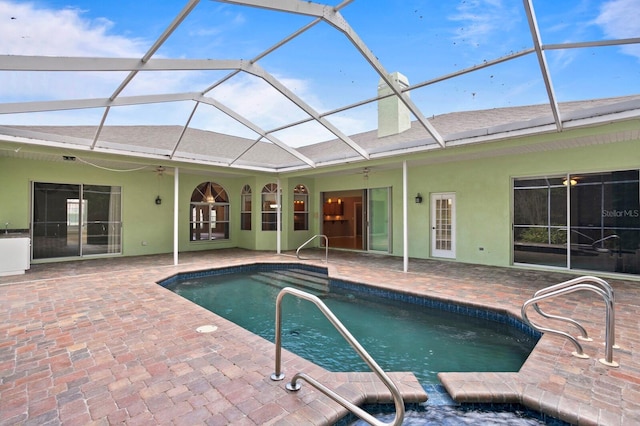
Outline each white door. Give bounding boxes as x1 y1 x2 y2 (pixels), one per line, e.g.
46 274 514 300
431 193 456 258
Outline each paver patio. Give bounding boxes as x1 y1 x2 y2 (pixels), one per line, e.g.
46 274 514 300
1 249 638 425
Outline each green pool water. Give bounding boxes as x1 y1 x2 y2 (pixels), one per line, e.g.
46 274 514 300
163 268 538 384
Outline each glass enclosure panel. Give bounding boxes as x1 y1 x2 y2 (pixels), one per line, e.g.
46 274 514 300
369 187 390 252
513 177 568 268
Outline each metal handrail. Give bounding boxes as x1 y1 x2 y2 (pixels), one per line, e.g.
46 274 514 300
570 230 620 253
522 277 618 367
532 276 614 343
270 287 405 426
296 234 328 262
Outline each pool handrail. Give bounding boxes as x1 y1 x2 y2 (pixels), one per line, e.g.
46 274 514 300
522 276 618 367
296 234 328 263
531 275 614 343
270 286 405 426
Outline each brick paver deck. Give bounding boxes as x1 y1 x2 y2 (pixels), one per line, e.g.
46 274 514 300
1 249 638 425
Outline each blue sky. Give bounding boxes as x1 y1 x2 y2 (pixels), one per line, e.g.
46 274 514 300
0 0 638 145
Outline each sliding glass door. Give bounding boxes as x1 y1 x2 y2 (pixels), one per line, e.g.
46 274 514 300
320 187 391 252
368 187 391 252
32 182 122 259
513 170 640 275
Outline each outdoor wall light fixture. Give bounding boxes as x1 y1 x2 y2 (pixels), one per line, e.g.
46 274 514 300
415 193 423 204
155 196 162 205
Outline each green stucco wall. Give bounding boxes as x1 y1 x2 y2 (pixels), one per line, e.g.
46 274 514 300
1 119 638 270
310 121 640 267
0 157 260 258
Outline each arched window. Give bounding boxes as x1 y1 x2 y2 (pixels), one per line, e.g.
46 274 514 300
241 184 252 231
261 183 281 231
293 184 309 231
190 181 229 241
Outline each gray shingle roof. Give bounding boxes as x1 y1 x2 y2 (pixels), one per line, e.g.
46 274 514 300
1 95 639 171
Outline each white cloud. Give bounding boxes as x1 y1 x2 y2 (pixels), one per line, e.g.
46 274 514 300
0 0 368 142
0 1 145 56
189 7 246 38
448 0 518 46
0 0 147 101
205 73 333 130
595 0 640 60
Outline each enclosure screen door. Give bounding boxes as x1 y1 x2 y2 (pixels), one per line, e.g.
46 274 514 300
431 193 456 258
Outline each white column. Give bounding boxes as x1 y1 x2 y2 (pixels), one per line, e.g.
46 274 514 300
403 161 409 272
276 178 281 254
173 167 179 266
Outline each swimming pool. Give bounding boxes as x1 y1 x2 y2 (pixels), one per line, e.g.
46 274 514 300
160 264 539 383
160 263 556 424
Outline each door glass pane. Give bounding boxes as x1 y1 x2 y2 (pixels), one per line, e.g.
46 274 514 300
431 193 455 258
513 177 567 268
369 187 390 252
82 185 122 255
570 171 639 274
33 183 81 259
435 198 452 251
321 191 364 250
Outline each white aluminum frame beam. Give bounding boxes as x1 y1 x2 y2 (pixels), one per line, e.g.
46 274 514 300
170 103 201 159
196 94 317 167
240 62 370 159
109 0 201 101
1 0 638 174
523 0 562 132
0 56 243 72
219 0 445 147
0 93 198 114
1 36 632 73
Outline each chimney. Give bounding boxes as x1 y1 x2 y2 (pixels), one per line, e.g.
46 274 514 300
377 71 411 138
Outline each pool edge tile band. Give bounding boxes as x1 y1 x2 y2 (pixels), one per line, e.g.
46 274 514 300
157 262 540 340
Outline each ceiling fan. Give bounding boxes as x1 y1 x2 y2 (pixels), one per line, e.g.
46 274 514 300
355 167 370 179
153 165 173 177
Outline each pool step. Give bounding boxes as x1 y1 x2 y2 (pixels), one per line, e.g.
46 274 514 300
253 269 329 296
